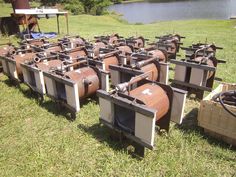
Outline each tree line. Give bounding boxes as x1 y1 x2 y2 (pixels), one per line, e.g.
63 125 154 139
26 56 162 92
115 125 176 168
2 0 182 15
1 0 125 15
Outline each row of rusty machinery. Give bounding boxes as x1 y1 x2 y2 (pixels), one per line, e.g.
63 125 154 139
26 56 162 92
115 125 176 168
0 33 226 156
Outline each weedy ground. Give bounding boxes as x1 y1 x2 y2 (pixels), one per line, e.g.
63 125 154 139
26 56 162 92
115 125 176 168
0 3 236 177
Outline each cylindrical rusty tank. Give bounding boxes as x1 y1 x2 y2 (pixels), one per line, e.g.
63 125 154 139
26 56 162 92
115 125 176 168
93 42 106 57
116 45 132 56
140 63 158 81
64 67 100 99
194 56 215 79
0 45 15 57
129 83 170 120
148 49 167 62
24 39 46 47
102 55 119 72
134 37 145 48
44 44 63 54
13 52 36 75
198 45 215 54
36 60 63 71
11 0 30 12
166 40 177 55
70 37 85 46
116 45 133 63
108 34 119 45
65 48 87 59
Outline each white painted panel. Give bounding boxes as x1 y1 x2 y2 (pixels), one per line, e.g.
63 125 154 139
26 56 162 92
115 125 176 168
110 70 120 86
35 71 45 94
135 113 155 147
65 84 80 112
159 62 169 84
99 98 113 123
8 62 18 79
101 72 109 92
44 76 56 97
1 59 9 74
120 57 127 65
189 68 204 86
22 67 29 84
174 65 186 82
171 90 187 124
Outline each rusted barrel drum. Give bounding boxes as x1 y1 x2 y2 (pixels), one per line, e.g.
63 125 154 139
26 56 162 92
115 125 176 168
109 34 119 45
44 45 63 54
65 48 87 59
139 63 158 81
116 45 133 63
194 56 215 79
116 45 132 56
167 40 178 55
93 42 106 57
129 83 170 120
0 45 15 56
102 55 119 72
148 49 167 62
36 60 63 71
13 53 36 75
199 45 215 53
64 67 99 99
70 37 85 46
134 37 145 48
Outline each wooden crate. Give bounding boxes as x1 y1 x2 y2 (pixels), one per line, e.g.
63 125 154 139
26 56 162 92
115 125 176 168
198 83 236 146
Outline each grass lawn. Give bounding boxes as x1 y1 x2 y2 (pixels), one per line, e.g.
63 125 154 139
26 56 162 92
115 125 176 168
0 3 236 176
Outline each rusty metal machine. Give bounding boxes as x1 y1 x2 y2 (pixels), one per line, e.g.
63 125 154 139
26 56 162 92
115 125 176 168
88 48 122 72
97 73 187 156
58 35 86 49
181 43 223 60
140 46 168 63
21 46 88 96
0 47 44 81
125 36 146 50
42 57 109 118
0 44 16 72
0 40 70 82
171 42 224 99
21 54 62 95
18 38 49 48
94 34 120 46
110 54 169 88
155 34 184 59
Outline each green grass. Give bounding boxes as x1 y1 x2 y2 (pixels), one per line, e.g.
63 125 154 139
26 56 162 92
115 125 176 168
0 4 236 176
0 3 13 17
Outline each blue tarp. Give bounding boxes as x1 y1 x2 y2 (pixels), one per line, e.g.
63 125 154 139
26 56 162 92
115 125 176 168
21 31 57 39
30 32 57 39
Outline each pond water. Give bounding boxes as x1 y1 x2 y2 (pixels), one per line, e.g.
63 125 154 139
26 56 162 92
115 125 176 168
108 0 236 24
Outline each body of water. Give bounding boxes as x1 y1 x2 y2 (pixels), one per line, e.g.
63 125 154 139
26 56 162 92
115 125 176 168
108 0 236 24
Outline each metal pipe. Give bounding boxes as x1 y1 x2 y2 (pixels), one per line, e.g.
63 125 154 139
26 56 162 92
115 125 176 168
115 72 151 93
135 57 158 68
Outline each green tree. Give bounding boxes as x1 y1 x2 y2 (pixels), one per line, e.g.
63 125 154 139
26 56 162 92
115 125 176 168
80 0 111 15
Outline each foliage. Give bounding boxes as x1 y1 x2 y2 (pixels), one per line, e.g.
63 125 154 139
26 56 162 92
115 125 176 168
64 0 84 15
79 0 111 15
111 0 122 4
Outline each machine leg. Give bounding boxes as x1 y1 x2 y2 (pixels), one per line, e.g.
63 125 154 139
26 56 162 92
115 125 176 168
134 143 145 157
70 112 76 120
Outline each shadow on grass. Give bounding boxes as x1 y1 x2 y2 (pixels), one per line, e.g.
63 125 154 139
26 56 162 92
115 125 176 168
176 108 236 151
2 77 99 121
77 123 143 160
